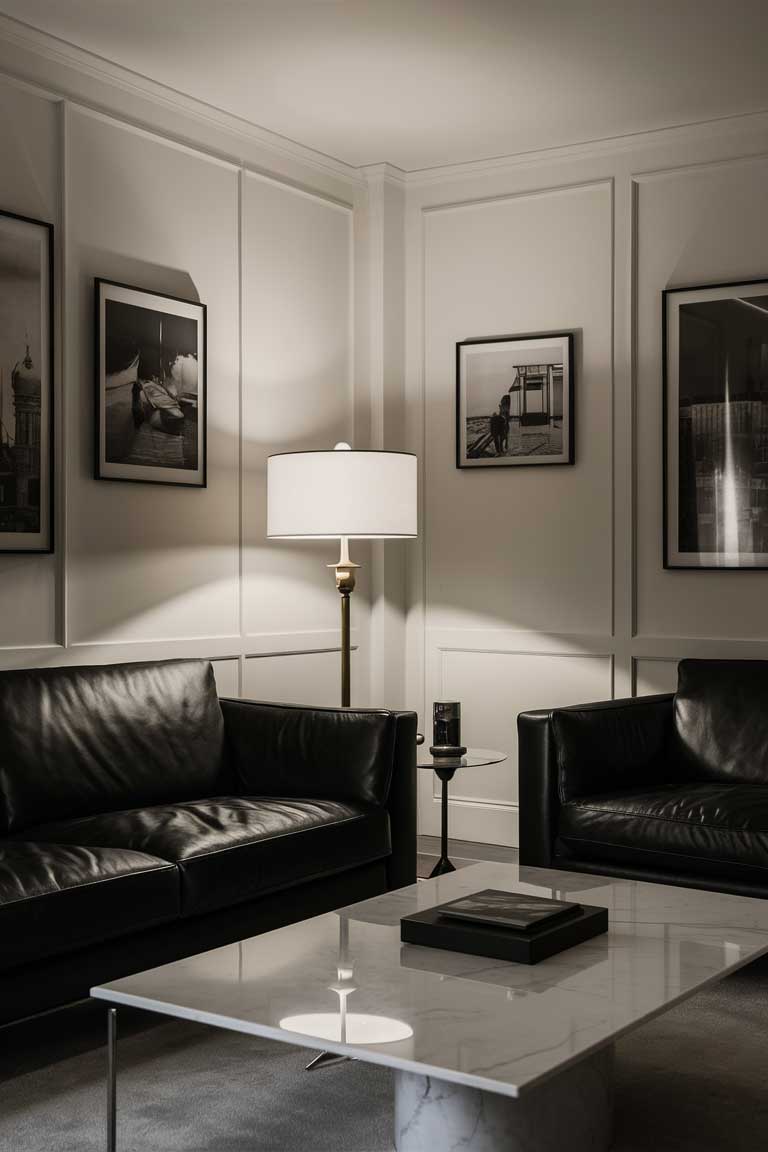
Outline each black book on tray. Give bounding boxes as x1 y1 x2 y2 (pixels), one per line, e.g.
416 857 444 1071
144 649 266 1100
400 889 608 965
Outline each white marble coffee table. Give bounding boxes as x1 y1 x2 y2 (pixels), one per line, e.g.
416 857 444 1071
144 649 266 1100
92 862 768 1151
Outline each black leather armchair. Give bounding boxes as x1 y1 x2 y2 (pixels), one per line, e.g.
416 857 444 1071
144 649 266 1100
519 659 768 899
0 659 417 1027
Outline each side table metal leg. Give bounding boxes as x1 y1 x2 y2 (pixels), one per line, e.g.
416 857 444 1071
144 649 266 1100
429 775 456 877
107 1007 117 1152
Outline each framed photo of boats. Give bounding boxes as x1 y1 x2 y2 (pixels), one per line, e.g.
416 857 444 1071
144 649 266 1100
0 208 54 553
664 277 768 568
95 279 206 487
456 332 575 469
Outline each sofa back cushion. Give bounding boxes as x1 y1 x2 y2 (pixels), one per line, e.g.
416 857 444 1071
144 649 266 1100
0 659 227 834
674 659 768 785
223 700 396 807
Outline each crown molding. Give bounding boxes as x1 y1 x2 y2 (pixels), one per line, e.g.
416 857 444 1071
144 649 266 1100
402 107 768 186
360 162 407 188
2 12 767 194
0 12 364 188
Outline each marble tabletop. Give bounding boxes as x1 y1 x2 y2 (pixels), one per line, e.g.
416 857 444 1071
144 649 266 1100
92 862 768 1098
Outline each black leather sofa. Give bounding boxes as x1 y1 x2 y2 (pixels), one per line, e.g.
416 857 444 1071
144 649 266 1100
0 659 416 1028
519 659 768 898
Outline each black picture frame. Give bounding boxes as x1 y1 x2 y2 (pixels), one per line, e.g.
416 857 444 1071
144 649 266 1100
0 207 54 554
94 278 207 488
456 332 575 469
663 277 768 569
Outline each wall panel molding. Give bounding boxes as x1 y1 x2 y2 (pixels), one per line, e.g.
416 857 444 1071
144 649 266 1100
0 42 367 712
407 110 768 847
632 151 768 644
413 175 614 845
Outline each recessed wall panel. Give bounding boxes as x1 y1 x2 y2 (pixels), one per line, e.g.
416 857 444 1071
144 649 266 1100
437 648 612 809
423 183 613 635
634 658 678 697
243 650 354 707
0 80 58 647
635 158 768 639
66 110 240 644
211 657 239 697
242 175 353 638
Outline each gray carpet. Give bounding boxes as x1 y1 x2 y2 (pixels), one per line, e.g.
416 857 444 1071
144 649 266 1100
2 954 768 1152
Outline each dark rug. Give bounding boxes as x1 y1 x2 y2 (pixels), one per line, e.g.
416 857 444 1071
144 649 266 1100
2 954 768 1151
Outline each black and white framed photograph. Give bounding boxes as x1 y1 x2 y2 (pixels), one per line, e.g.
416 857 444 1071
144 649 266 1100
456 332 574 469
95 279 206 487
664 278 768 569
0 208 54 553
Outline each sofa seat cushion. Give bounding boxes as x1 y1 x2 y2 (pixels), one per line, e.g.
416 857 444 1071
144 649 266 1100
24 797 391 916
558 784 768 876
0 841 179 973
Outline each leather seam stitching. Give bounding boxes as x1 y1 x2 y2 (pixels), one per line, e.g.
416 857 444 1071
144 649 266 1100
558 834 768 871
185 851 392 913
567 803 768 834
0 862 177 908
179 809 379 863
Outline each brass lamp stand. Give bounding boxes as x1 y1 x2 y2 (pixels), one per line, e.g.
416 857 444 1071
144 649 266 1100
328 536 359 708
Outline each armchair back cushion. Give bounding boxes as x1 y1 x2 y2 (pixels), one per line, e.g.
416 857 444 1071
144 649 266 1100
0 659 227 834
674 659 768 785
552 696 674 801
224 700 396 807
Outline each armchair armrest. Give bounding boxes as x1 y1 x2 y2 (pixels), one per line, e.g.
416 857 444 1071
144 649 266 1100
219 699 417 889
518 694 674 867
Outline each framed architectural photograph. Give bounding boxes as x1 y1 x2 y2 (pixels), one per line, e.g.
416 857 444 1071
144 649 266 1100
0 209 54 553
456 332 574 469
664 278 768 569
95 279 206 487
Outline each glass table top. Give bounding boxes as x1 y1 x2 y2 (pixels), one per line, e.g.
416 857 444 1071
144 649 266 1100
417 747 506 769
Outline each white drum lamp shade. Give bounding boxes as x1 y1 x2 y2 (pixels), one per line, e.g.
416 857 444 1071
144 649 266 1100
266 444 417 708
267 449 417 540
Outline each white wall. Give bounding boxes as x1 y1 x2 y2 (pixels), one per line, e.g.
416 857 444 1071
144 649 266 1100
0 44 371 707
405 115 768 845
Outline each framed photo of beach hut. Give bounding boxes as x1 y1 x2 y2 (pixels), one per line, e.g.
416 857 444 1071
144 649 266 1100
663 277 768 569
95 279 206 487
0 208 54 553
456 332 574 469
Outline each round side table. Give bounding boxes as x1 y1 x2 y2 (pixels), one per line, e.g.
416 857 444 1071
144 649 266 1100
417 748 507 878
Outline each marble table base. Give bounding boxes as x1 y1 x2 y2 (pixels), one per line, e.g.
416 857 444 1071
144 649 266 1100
394 1045 614 1152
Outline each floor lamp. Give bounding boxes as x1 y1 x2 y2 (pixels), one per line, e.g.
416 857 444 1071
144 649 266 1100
266 443 417 707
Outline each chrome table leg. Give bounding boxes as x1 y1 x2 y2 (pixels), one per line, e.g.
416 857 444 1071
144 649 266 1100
107 1007 117 1152
305 1050 351 1070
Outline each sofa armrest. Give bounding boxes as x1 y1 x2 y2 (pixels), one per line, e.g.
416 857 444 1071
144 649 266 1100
384 710 418 889
518 695 674 867
518 709 561 868
219 698 417 890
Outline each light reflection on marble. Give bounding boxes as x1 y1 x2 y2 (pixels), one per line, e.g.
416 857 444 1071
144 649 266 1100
92 862 768 1098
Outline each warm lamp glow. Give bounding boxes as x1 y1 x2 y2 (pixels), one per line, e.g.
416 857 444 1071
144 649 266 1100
265 442 418 706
